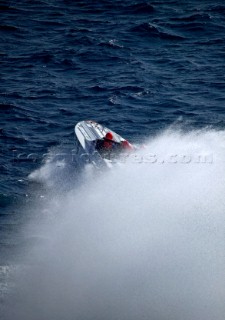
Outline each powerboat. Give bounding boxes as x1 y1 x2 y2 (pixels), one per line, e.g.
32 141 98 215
75 120 132 168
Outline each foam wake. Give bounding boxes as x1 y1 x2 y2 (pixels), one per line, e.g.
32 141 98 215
2 128 225 320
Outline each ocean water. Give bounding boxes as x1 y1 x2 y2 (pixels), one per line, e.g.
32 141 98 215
1 1 225 319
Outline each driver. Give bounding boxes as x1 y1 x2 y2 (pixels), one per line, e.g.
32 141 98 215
96 132 133 154
95 132 115 152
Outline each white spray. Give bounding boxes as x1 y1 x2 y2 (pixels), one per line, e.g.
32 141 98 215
3 128 225 320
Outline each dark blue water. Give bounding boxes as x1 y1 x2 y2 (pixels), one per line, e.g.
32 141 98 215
1 1 225 318
1 0 225 198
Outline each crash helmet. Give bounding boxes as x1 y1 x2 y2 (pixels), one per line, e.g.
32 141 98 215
105 132 113 140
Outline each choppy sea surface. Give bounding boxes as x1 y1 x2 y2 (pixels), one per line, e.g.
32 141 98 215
1 1 225 319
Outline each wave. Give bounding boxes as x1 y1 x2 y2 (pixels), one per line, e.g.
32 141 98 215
126 2 155 14
0 5 18 11
30 51 55 64
98 39 124 49
194 38 225 45
170 13 211 22
0 25 20 32
206 5 225 13
131 22 185 40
